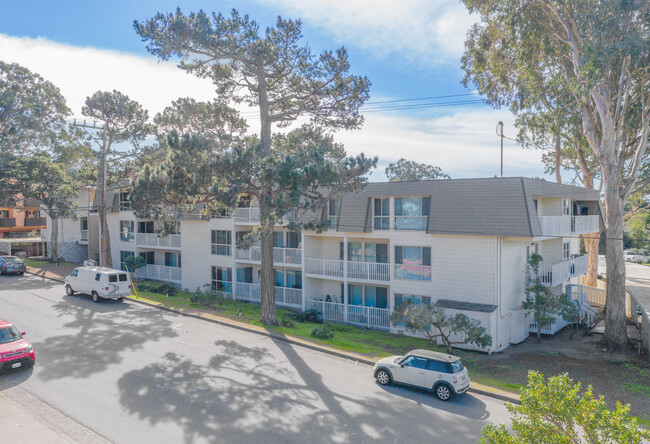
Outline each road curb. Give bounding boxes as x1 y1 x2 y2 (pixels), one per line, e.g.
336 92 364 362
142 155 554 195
24 270 522 405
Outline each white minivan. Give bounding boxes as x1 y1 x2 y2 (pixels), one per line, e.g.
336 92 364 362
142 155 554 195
64 266 132 302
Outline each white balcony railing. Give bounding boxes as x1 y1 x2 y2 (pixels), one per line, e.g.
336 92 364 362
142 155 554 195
139 264 182 283
233 282 302 308
538 215 600 237
234 207 296 225
530 254 588 286
136 233 181 249
304 258 390 282
235 247 302 265
305 299 391 330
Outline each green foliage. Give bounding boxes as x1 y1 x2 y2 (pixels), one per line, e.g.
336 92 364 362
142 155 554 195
123 255 146 272
525 254 579 340
137 282 158 293
385 158 450 182
0 61 70 157
279 314 295 328
390 303 492 354
628 214 649 251
137 281 178 297
323 321 353 332
189 288 224 306
480 371 650 443
310 325 334 340
290 309 321 323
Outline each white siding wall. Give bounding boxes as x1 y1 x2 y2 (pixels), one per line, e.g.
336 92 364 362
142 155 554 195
108 211 136 269
181 219 235 291
536 197 562 216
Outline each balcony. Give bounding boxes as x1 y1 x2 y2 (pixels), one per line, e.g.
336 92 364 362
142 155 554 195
24 217 46 227
305 299 391 330
233 282 302 309
235 246 302 266
0 218 16 228
538 215 599 237
530 254 588 287
234 208 296 225
304 258 391 282
138 264 182 283
136 233 181 249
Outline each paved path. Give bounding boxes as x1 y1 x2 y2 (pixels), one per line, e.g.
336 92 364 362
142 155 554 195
598 255 650 319
0 274 510 443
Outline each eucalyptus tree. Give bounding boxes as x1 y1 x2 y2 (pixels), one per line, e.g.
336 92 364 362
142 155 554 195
385 158 450 182
461 0 650 349
81 90 151 267
134 9 375 324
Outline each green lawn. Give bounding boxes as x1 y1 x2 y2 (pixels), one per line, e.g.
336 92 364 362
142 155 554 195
23 258 76 268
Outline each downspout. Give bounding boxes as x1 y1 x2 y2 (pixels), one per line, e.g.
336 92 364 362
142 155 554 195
494 237 499 353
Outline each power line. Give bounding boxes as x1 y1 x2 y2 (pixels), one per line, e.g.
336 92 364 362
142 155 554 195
363 92 480 105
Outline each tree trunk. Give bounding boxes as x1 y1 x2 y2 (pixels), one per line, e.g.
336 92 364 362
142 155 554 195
584 232 600 287
602 164 628 349
259 190 277 325
50 217 58 262
98 135 112 268
554 127 562 184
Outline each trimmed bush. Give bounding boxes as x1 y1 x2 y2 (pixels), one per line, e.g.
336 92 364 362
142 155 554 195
291 309 321 323
323 321 353 332
189 288 225 306
311 326 334 340
157 283 178 297
280 314 295 328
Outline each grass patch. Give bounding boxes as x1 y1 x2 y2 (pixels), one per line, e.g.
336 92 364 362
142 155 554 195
23 258 76 267
469 374 523 394
621 362 650 378
622 383 650 397
535 350 562 357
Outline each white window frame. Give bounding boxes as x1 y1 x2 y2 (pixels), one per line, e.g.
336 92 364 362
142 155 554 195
328 199 341 228
211 266 232 293
120 220 134 242
373 198 389 230
119 191 131 211
211 230 232 256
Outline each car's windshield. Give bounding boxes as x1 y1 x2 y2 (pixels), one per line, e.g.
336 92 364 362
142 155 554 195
450 360 464 373
3 257 21 263
394 356 404 364
0 326 22 344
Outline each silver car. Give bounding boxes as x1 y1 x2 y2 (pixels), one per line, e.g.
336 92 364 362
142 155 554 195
373 349 470 401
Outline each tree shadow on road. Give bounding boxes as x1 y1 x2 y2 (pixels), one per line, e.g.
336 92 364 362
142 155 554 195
116 337 490 444
35 297 177 381
0 274 60 291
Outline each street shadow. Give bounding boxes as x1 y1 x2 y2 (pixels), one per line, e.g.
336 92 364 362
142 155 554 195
117 338 488 444
0 365 34 392
0 274 60 291
35 297 177 381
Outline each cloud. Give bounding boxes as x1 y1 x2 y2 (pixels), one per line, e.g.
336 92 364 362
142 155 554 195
252 0 479 68
0 34 546 180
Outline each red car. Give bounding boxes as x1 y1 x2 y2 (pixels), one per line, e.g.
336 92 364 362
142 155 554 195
0 319 35 372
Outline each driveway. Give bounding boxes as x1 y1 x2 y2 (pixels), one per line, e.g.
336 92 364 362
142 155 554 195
0 274 510 443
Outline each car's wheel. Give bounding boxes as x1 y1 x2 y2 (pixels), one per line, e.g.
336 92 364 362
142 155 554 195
19 271 24 275
434 383 453 401
118 297 124 302
65 285 74 296
375 369 391 386
92 291 100 303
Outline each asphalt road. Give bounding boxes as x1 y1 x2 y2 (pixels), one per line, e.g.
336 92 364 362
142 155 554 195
0 274 510 443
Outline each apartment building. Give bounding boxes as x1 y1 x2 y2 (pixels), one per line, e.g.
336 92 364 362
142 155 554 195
0 199 47 256
54 177 602 352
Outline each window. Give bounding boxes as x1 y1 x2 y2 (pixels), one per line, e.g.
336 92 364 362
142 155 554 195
273 231 285 248
138 221 154 233
0 210 9 218
237 195 252 208
95 273 101 281
286 269 302 289
236 267 253 283
120 221 134 242
287 232 301 249
26 210 40 217
211 230 232 255
139 251 155 265
374 198 389 230
274 269 285 287
119 274 127 282
402 356 428 369
364 243 388 263
211 266 232 293
394 196 430 230
347 285 388 308
211 208 230 218
328 199 341 228
394 246 431 280
70 269 78 277
562 199 571 216
80 217 88 230
119 251 134 271
395 294 431 308
427 360 448 373
119 191 131 211
563 242 570 260
109 274 118 283
165 252 181 268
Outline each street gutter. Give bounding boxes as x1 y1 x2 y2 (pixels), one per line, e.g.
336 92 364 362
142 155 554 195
25 270 521 405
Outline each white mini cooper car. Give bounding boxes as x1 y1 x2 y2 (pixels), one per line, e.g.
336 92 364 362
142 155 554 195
373 349 470 401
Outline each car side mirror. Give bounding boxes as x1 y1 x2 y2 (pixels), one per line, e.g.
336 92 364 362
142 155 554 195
400 364 404 368
21 331 26 336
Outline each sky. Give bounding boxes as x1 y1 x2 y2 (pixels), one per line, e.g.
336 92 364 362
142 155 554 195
0 0 551 181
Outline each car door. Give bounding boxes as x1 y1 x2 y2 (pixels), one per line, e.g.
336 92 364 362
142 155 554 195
393 355 429 387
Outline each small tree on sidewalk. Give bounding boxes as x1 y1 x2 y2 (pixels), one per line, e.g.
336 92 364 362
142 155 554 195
390 302 492 353
524 253 577 341
480 371 650 443
123 255 145 278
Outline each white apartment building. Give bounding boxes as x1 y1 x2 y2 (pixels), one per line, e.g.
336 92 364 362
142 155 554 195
52 178 602 353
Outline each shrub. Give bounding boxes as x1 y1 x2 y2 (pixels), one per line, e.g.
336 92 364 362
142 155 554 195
310 325 334 340
280 314 295 328
157 283 178 297
323 321 353 332
291 309 321 323
137 282 158 293
189 288 225 306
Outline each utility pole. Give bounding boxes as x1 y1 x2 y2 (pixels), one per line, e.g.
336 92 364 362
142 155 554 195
72 119 109 267
496 121 504 177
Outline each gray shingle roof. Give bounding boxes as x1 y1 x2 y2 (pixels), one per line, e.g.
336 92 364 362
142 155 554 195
333 177 601 237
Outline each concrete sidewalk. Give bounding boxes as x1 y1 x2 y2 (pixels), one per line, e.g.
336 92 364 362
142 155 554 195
0 384 109 444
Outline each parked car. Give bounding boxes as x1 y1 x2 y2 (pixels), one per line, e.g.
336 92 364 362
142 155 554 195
373 349 470 401
0 256 26 275
0 319 35 372
624 250 646 263
64 266 132 303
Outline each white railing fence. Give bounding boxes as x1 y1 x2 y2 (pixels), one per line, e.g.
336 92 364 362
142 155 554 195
136 233 181 249
140 264 182 283
538 215 600 237
237 246 302 265
305 299 391 330
233 282 302 309
304 258 344 278
346 261 390 282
